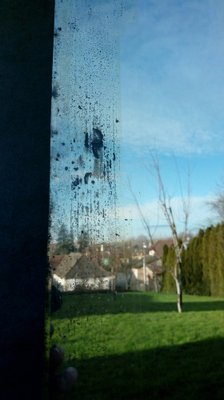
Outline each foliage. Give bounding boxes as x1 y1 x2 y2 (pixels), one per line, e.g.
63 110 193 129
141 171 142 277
161 244 176 293
164 223 224 296
52 292 224 400
55 223 75 254
77 229 90 252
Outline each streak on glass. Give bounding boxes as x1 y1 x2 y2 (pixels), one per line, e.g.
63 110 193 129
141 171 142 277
50 0 122 246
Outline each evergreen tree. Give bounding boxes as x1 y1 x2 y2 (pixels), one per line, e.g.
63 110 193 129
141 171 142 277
55 223 75 254
191 233 204 294
78 229 90 252
182 240 194 294
181 223 224 296
201 226 212 295
213 224 224 296
209 225 218 295
218 224 224 295
162 245 176 293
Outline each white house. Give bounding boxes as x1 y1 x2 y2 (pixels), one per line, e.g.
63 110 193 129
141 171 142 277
130 261 163 292
51 252 82 291
52 252 114 292
130 266 153 291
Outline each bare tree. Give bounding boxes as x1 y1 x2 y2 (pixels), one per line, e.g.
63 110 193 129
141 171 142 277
208 179 224 222
150 154 191 313
130 154 190 312
128 180 154 246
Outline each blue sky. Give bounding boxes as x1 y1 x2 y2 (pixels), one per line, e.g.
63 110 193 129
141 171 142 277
120 0 224 154
117 0 224 238
50 0 224 242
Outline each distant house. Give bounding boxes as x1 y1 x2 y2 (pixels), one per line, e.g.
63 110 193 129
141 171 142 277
129 239 173 292
148 238 173 259
130 266 153 291
51 252 114 292
147 262 163 292
130 262 163 292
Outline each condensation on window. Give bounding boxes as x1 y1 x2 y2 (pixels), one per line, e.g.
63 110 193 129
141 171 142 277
50 0 124 245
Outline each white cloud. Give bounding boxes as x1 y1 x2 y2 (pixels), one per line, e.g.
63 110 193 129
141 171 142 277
120 108 224 155
116 194 215 238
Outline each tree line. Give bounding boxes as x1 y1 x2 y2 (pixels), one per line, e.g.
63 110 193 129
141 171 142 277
162 223 224 297
52 223 90 255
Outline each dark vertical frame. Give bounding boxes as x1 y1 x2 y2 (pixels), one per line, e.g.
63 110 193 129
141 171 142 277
0 1 54 398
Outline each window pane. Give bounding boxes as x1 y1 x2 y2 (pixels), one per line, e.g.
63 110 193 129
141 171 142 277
49 1 224 398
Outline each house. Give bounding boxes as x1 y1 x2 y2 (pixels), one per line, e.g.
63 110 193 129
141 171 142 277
51 252 82 291
130 262 163 292
49 253 65 270
129 240 171 292
66 254 114 291
52 252 114 292
130 266 153 291
148 238 173 258
147 261 163 292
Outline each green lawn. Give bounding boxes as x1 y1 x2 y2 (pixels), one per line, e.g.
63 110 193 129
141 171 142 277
51 292 224 400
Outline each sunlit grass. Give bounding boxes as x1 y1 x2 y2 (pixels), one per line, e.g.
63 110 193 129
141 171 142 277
51 292 224 399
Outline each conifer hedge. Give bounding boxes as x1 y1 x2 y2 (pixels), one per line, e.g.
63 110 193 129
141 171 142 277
162 223 224 296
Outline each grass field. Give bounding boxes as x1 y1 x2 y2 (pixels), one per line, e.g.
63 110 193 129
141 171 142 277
51 292 224 400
